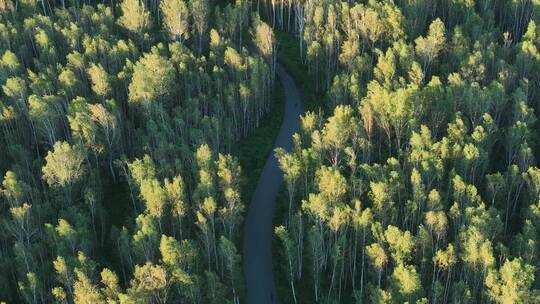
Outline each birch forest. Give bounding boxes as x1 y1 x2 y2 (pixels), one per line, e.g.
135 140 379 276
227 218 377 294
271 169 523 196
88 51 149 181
0 0 276 302
2 0 540 303
272 0 540 303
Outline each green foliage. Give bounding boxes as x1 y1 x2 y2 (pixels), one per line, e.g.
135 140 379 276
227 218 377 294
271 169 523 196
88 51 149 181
117 0 152 36
42 141 86 203
3 0 540 302
128 51 176 110
486 258 539 304
270 0 540 302
160 0 189 42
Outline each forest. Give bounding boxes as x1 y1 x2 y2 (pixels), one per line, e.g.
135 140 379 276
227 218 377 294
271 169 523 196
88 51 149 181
272 0 540 303
0 0 276 302
1 0 540 303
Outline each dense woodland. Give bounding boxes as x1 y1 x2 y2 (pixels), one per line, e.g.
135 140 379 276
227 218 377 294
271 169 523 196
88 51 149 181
271 0 540 303
0 0 278 302
3 0 540 303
